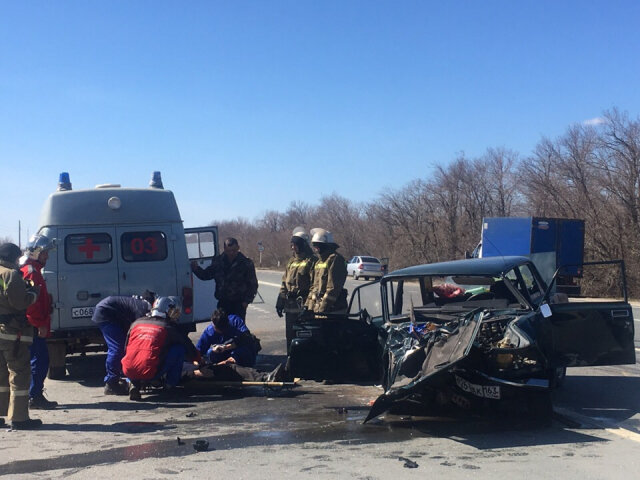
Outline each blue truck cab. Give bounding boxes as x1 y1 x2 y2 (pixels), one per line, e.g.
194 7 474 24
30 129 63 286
37 172 219 378
475 217 585 295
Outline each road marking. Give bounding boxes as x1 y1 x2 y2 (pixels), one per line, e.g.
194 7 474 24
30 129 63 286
554 406 640 444
259 281 281 288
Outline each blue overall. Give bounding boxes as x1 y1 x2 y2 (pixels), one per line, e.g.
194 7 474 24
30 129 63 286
92 296 150 384
29 335 49 397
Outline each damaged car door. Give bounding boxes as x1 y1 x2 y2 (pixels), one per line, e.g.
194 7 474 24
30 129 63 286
535 260 636 368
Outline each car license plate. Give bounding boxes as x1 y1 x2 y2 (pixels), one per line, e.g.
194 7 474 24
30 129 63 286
296 330 312 338
71 306 95 319
455 375 501 399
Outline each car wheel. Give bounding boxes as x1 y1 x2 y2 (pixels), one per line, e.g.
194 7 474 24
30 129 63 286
353 271 358 280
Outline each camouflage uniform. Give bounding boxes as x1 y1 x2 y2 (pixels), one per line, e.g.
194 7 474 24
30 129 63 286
193 251 258 319
0 259 38 423
306 250 348 314
276 248 316 351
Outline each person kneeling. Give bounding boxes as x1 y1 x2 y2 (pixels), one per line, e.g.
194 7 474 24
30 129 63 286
122 296 201 401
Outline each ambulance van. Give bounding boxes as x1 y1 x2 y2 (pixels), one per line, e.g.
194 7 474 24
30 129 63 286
37 172 218 378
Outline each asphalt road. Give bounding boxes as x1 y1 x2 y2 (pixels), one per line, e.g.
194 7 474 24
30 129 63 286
1 269 638 479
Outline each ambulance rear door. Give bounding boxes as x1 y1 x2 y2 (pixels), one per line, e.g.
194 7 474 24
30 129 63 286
185 227 219 322
116 226 178 298
56 228 119 330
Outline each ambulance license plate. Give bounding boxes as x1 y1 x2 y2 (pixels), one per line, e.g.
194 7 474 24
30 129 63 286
455 375 501 399
72 306 95 318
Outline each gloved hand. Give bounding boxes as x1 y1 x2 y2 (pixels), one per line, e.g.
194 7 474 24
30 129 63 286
276 308 283 318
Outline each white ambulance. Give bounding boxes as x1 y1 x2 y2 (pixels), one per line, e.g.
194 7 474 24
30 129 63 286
37 172 218 378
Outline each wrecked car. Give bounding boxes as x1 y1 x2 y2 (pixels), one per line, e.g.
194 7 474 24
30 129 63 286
364 256 636 421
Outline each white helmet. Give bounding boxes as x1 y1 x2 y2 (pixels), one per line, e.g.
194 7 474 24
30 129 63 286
310 228 337 246
25 234 55 261
291 226 309 242
151 296 181 320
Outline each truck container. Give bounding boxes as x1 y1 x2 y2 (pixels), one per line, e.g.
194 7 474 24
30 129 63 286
475 217 585 295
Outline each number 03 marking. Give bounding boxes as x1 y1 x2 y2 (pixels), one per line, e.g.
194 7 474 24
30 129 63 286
130 237 158 255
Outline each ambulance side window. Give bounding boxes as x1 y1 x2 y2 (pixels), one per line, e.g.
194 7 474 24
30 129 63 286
121 231 168 262
65 233 113 264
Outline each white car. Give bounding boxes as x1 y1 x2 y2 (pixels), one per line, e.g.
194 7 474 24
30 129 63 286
347 256 384 280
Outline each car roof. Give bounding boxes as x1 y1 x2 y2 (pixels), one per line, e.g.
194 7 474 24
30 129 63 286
384 256 531 279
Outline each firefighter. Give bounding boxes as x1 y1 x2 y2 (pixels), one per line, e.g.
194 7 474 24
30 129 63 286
91 292 155 395
0 243 41 429
275 227 316 352
305 229 348 314
20 234 58 409
191 237 258 320
122 296 201 401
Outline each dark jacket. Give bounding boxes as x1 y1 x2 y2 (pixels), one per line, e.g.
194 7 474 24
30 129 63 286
91 296 151 331
305 250 348 313
277 247 316 311
0 259 37 334
193 252 258 305
122 316 200 380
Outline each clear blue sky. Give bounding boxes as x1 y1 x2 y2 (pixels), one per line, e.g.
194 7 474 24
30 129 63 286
1 1 639 243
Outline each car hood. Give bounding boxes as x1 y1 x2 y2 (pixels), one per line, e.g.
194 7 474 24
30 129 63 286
365 309 484 422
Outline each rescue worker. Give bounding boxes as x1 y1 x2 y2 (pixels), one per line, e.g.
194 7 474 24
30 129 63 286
91 292 154 395
122 296 201 401
191 237 258 320
196 308 260 367
0 243 41 429
20 234 57 409
275 227 316 352
305 229 348 314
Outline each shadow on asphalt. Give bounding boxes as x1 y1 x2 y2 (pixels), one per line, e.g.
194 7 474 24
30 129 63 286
553 374 640 423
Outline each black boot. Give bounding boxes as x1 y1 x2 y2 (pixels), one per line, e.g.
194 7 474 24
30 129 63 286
10 418 43 430
29 392 58 410
104 379 129 395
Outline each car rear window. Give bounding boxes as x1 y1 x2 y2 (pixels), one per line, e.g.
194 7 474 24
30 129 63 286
361 257 380 263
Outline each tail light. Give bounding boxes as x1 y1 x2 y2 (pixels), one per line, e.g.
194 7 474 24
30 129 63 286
358 264 364 269
182 286 193 315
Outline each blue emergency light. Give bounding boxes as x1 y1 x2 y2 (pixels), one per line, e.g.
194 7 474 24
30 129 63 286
57 172 72 191
149 171 164 189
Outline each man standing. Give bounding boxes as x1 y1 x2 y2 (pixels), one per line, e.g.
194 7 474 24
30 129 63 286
92 293 154 395
0 243 41 429
20 234 57 409
122 297 201 401
275 228 316 352
191 237 258 320
305 229 348 314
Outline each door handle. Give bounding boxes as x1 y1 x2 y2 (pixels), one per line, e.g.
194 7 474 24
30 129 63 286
122 272 127 280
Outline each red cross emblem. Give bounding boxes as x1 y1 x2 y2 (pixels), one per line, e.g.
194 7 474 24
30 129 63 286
78 238 101 259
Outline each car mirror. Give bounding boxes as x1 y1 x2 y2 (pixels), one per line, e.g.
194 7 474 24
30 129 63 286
539 303 552 318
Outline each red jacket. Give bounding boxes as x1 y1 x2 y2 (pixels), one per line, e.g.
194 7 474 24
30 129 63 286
21 258 52 333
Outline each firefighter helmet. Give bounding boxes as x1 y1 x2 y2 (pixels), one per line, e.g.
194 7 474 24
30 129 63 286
291 226 309 242
310 228 337 246
25 234 55 260
151 296 182 320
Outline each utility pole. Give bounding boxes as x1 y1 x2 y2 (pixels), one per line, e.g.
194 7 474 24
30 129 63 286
18 220 21 248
